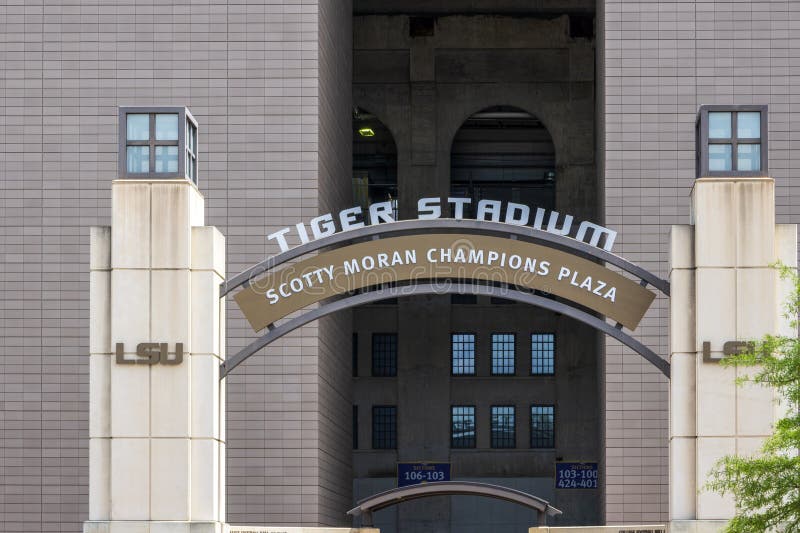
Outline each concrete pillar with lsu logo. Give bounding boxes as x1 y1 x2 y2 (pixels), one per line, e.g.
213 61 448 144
669 176 796 532
86 120 226 532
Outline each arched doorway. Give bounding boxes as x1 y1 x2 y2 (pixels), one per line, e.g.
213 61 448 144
353 107 398 213
450 106 556 216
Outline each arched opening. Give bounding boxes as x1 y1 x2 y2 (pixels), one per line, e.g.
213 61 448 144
450 105 556 215
347 481 562 527
353 107 398 212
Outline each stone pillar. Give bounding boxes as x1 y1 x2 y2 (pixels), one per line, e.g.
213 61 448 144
86 179 226 533
669 177 796 532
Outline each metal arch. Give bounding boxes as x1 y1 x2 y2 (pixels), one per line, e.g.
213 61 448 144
346 481 562 527
220 219 671 297
219 283 671 379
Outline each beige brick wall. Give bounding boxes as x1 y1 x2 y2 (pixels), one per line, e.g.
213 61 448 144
602 0 800 524
0 0 352 530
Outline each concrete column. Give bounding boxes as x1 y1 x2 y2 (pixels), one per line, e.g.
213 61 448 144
668 224 696 521
86 179 226 533
669 177 796 532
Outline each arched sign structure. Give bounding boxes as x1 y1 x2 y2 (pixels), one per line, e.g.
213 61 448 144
220 218 671 378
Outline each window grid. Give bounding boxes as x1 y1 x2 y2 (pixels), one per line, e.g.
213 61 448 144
491 405 516 448
491 333 515 375
452 333 476 375
352 333 358 377
531 405 555 449
352 405 358 450
125 112 179 174
451 406 476 448
531 333 555 375
371 333 397 377
372 406 397 449
119 107 198 182
185 118 198 183
697 105 767 178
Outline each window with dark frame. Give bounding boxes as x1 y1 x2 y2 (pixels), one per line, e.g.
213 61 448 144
119 107 199 184
185 118 198 182
372 406 397 449
451 406 476 448
697 105 767 178
452 333 476 375
531 405 555 449
371 333 397 377
491 333 515 375
531 333 555 375
352 333 358 377
352 405 358 450
491 405 516 448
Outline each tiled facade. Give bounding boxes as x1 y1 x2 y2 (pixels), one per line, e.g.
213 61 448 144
0 0 352 530
602 0 800 523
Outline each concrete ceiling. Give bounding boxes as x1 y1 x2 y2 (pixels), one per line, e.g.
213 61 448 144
354 0 596 15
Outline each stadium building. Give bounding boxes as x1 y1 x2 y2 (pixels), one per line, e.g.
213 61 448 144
1 1 798 532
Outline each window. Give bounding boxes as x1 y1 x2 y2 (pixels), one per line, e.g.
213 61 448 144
186 118 198 183
531 333 555 375
352 333 358 377
451 406 476 448
697 105 767 177
372 333 397 376
491 333 515 375
452 333 476 375
491 406 516 448
119 106 198 184
531 405 555 448
353 405 359 449
372 406 397 449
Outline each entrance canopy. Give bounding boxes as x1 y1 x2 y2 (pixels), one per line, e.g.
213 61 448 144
346 481 562 527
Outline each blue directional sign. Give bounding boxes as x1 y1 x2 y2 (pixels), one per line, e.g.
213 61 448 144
555 462 598 489
397 462 451 487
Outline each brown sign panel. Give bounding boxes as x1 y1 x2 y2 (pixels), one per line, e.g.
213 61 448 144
234 234 656 332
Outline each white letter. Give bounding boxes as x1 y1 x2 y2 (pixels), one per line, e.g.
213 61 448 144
295 222 310 244
604 287 617 302
361 256 375 270
468 249 484 264
340 206 365 231
267 227 292 252
344 259 360 275
575 221 617 251
266 289 279 304
418 197 441 220
532 208 547 230
427 248 437 263
557 266 570 281
538 261 550 276
593 280 606 296
311 214 336 239
369 201 395 225
487 251 499 265
279 283 292 298
505 202 530 226
547 211 573 236
447 197 471 219
477 200 502 222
